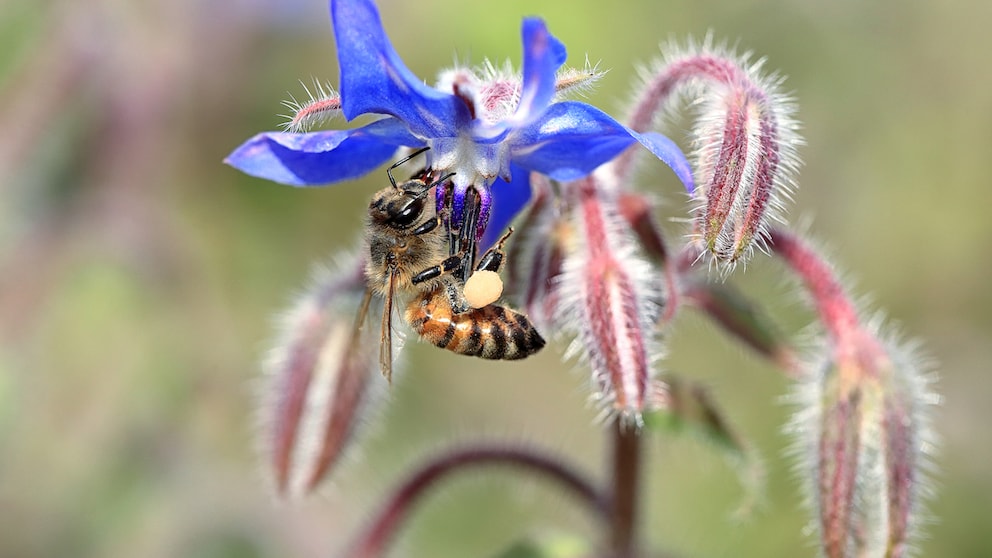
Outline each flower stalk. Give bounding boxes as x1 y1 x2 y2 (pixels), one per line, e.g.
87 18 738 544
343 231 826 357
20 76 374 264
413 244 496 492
609 419 642 558
343 445 609 558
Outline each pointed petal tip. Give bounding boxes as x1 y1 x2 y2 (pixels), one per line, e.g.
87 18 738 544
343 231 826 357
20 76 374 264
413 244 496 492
631 131 695 194
226 120 421 187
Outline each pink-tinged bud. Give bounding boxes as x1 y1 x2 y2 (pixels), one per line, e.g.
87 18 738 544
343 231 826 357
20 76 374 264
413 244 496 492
556 177 663 418
620 38 802 268
773 229 938 557
258 252 383 497
794 328 938 558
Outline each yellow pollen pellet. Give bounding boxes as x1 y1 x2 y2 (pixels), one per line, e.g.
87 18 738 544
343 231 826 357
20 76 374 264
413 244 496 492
463 270 504 308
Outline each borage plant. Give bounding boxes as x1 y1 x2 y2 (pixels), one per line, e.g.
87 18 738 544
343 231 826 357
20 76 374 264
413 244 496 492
226 1 939 557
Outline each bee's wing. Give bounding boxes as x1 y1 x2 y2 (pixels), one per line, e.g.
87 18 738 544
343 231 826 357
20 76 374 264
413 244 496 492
379 270 396 383
350 286 374 343
343 286 378 384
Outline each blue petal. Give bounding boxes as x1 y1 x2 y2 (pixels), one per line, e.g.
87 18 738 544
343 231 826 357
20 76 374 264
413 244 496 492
510 101 695 192
330 0 469 138
224 117 422 186
509 19 567 125
480 164 533 251
509 102 634 180
629 131 695 194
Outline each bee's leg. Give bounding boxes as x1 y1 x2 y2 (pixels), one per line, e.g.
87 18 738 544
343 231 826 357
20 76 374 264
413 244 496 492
410 254 465 285
442 276 472 314
458 188 480 282
410 254 474 314
433 181 457 257
474 227 514 273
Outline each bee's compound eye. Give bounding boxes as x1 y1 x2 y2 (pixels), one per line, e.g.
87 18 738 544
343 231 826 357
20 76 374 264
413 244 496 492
464 270 503 308
391 197 424 228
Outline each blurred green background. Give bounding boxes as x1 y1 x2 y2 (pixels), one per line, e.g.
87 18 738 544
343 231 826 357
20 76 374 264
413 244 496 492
2 0 989 556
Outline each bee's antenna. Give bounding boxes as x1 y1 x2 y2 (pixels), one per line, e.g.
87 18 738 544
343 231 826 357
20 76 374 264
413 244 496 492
417 172 455 199
387 146 431 189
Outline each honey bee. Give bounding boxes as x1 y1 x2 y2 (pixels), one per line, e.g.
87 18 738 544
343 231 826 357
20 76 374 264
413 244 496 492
358 148 545 381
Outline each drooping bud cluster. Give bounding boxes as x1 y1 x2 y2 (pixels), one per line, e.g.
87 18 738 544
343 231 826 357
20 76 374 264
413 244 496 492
619 38 803 269
257 252 384 497
503 40 807 419
772 229 938 558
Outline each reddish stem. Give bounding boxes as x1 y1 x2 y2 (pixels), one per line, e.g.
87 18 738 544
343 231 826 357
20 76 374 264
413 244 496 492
344 445 609 558
609 419 642 558
767 228 860 347
616 55 753 183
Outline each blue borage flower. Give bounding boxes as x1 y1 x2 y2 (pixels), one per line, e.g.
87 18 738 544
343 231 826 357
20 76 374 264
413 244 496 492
226 0 694 249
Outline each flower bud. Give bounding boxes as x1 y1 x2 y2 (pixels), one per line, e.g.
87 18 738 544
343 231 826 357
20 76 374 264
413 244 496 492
621 38 802 268
258 252 384 497
794 328 937 558
556 177 663 418
773 229 937 557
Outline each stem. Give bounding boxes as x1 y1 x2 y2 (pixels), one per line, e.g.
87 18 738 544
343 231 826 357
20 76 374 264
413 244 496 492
767 227 861 348
681 281 803 378
609 419 643 558
616 55 751 183
344 444 610 558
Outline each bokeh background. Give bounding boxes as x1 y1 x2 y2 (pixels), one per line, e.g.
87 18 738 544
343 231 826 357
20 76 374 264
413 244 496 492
2 0 989 556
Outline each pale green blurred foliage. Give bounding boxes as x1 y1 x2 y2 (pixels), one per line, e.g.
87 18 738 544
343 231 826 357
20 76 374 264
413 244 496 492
1 0 988 557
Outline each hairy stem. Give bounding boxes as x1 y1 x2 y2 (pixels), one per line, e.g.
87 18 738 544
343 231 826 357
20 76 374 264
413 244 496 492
344 444 609 558
767 227 861 349
616 54 752 183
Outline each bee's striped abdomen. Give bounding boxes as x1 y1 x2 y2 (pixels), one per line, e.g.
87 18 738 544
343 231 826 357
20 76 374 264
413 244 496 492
406 291 545 360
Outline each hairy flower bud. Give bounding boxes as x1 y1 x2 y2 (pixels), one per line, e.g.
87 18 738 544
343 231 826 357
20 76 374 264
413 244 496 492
258 252 383 497
621 38 802 268
774 229 938 557
793 327 938 558
556 176 663 418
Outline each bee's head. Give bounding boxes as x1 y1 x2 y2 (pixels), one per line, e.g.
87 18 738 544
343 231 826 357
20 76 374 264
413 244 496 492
369 169 455 230
369 180 431 229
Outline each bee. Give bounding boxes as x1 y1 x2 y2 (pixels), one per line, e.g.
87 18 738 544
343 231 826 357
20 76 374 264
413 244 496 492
358 148 545 381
